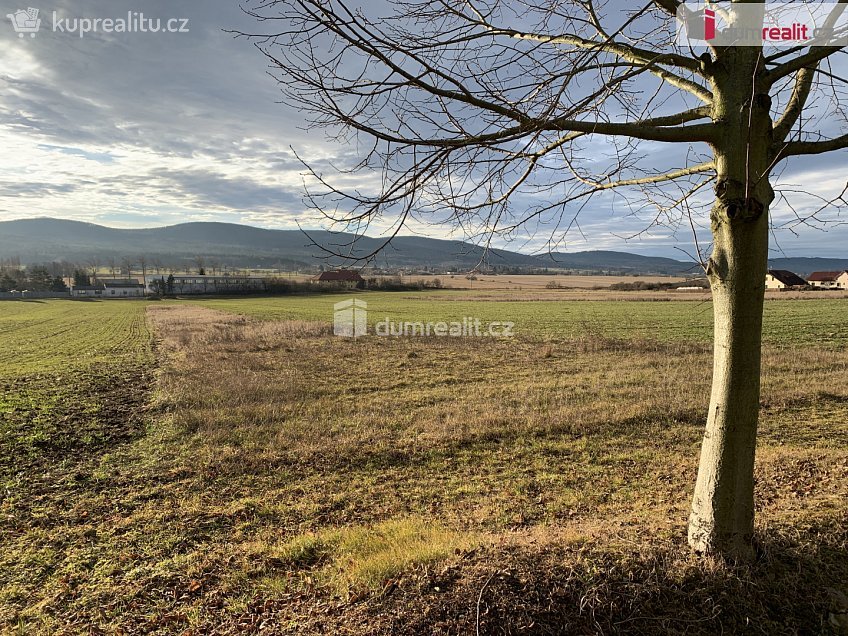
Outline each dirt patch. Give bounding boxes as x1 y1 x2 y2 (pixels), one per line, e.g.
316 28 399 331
0 366 152 477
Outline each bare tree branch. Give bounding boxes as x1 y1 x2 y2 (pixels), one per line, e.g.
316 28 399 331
764 1 848 86
782 133 848 156
773 67 818 143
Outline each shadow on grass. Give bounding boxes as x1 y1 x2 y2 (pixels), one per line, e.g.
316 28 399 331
229 408 708 477
763 392 848 411
367 520 848 636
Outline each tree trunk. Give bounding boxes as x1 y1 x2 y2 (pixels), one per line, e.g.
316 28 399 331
688 191 770 559
688 44 774 560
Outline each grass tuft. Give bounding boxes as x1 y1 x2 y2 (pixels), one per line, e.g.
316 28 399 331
273 518 476 595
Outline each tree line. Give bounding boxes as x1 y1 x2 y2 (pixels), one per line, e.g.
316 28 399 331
0 255 263 293
0 264 68 293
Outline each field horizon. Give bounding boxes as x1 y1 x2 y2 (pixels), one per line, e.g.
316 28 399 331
1 293 846 634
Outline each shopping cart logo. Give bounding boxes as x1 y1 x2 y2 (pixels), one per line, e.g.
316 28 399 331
7 7 41 37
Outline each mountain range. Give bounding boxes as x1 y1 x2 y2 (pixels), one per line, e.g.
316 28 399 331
0 218 845 277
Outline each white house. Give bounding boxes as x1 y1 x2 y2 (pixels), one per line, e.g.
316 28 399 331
806 271 845 289
103 279 145 297
765 270 807 291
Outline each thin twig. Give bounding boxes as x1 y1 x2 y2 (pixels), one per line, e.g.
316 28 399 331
476 570 498 636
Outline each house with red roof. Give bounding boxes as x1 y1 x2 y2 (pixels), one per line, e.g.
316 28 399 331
806 271 847 289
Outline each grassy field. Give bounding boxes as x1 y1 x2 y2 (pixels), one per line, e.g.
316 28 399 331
234 272 691 290
1 295 846 634
0 300 151 472
186 292 848 346
0 301 153 633
371 274 691 290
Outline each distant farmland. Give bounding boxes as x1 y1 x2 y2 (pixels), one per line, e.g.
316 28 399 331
1 295 846 634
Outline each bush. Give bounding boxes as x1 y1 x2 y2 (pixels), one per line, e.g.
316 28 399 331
365 277 444 291
608 280 708 292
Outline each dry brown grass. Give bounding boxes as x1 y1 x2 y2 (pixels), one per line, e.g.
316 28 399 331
138 305 848 633
3 301 845 634
408 274 689 290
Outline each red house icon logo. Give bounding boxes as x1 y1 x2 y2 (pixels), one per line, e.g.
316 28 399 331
704 8 717 40
683 6 718 42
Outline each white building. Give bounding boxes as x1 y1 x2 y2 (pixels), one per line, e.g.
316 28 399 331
765 270 807 291
70 284 104 298
806 271 846 289
104 279 145 297
149 275 266 295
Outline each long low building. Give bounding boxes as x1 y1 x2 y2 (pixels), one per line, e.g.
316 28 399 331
149 275 267 295
104 279 145 297
70 279 145 297
70 284 105 298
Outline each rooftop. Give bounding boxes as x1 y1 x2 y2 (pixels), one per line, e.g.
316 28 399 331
317 270 364 282
807 271 846 282
103 279 144 288
767 270 807 287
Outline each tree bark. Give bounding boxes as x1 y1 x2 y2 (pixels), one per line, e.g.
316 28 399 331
688 44 774 560
688 192 770 559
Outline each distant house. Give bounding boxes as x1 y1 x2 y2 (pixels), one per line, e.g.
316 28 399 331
316 270 365 284
103 279 145 297
765 270 807 291
70 284 104 298
806 271 846 289
839 271 848 289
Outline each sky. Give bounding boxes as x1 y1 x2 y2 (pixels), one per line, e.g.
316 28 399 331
1 0 846 259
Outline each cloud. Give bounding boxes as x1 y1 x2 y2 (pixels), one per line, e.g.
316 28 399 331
148 168 302 213
0 0 845 258
0 181 79 197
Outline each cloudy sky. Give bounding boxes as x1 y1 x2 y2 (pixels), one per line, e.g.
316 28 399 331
1 0 846 258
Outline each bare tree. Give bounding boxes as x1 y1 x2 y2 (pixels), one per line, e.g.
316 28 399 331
86 256 101 283
137 255 149 296
121 257 134 279
241 0 848 559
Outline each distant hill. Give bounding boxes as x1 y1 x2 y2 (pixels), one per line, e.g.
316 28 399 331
541 251 699 275
0 218 843 276
0 218 539 270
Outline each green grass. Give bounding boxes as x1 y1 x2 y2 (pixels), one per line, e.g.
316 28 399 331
0 300 153 632
0 296 846 634
268 517 475 596
0 299 151 377
0 301 152 472
183 292 848 346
